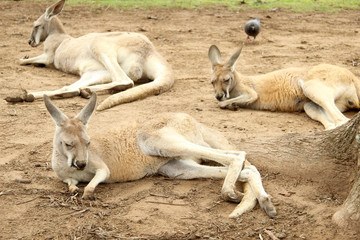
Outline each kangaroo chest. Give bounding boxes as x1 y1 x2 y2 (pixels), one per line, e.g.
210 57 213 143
53 36 105 75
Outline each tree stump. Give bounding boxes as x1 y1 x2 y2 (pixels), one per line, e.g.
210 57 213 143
239 112 360 230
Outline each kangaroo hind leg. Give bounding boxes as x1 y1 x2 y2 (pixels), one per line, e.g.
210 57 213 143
237 165 276 218
159 159 228 179
89 40 134 89
301 79 349 128
120 53 144 81
139 132 246 203
159 158 244 203
27 70 112 100
304 101 336 130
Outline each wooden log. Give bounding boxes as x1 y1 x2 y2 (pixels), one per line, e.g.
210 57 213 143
237 112 360 230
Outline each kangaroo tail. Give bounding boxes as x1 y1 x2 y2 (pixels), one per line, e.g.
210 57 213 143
97 73 174 111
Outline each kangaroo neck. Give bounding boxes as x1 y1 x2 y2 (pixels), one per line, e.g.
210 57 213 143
43 17 71 55
232 70 247 91
49 17 67 35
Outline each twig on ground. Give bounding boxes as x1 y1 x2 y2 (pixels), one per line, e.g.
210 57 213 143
15 178 32 184
264 230 280 240
145 200 188 206
16 196 39 205
149 193 169 198
59 208 90 217
91 227 150 240
278 190 296 197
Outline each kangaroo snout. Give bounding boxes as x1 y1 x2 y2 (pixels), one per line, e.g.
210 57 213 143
28 39 37 47
216 93 225 101
72 159 87 170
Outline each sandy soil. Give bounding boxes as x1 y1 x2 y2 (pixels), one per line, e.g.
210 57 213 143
1 1 360 239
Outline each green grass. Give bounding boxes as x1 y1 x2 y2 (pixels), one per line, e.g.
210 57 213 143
36 0 360 12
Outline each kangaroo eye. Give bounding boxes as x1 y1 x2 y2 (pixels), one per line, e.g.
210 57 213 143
65 143 73 149
224 77 231 83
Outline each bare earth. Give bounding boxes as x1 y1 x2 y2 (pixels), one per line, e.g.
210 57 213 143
1 1 360 239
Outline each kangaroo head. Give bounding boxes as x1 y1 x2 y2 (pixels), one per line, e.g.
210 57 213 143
28 0 65 47
208 45 242 101
44 94 97 170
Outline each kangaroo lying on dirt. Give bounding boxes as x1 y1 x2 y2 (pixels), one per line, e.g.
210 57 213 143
9 0 174 111
208 45 360 130
44 93 276 218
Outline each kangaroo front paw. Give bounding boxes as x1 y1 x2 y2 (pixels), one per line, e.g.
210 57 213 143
219 101 238 110
82 192 96 200
218 101 229 109
19 56 30 65
221 189 244 203
259 195 277 218
82 187 96 200
69 185 79 195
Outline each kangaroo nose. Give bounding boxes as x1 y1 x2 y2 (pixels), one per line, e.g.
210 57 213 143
74 160 86 170
216 94 224 101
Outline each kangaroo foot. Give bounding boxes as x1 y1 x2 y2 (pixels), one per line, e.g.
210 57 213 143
222 189 244 203
4 89 35 103
109 82 134 93
54 89 80 98
80 88 92 99
258 195 277 218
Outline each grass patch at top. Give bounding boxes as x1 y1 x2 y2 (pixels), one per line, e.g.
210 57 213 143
35 0 360 12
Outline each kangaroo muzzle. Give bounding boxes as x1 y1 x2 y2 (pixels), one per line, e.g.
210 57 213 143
216 93 225 101
28 38 38 47
72 159 87 170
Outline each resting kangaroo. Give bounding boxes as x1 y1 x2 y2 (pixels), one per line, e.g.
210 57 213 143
208 45 360 130
44 93 276 218
12 0 174 111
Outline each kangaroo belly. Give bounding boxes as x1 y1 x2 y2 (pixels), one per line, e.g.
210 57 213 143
250 96 306 112
249 69 308 112
91 128 167 183
105 149 165 183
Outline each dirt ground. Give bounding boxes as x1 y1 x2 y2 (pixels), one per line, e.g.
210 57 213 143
1 1 360 239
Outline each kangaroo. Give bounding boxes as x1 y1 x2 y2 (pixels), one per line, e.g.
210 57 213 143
9 0 174 111
44 93 276 218
208 45 360 130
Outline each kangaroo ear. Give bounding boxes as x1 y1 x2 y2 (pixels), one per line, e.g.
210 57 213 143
44 95 68 126
76 93 97 126
45 0 65 20
208 45 222 69
226 46 243 72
